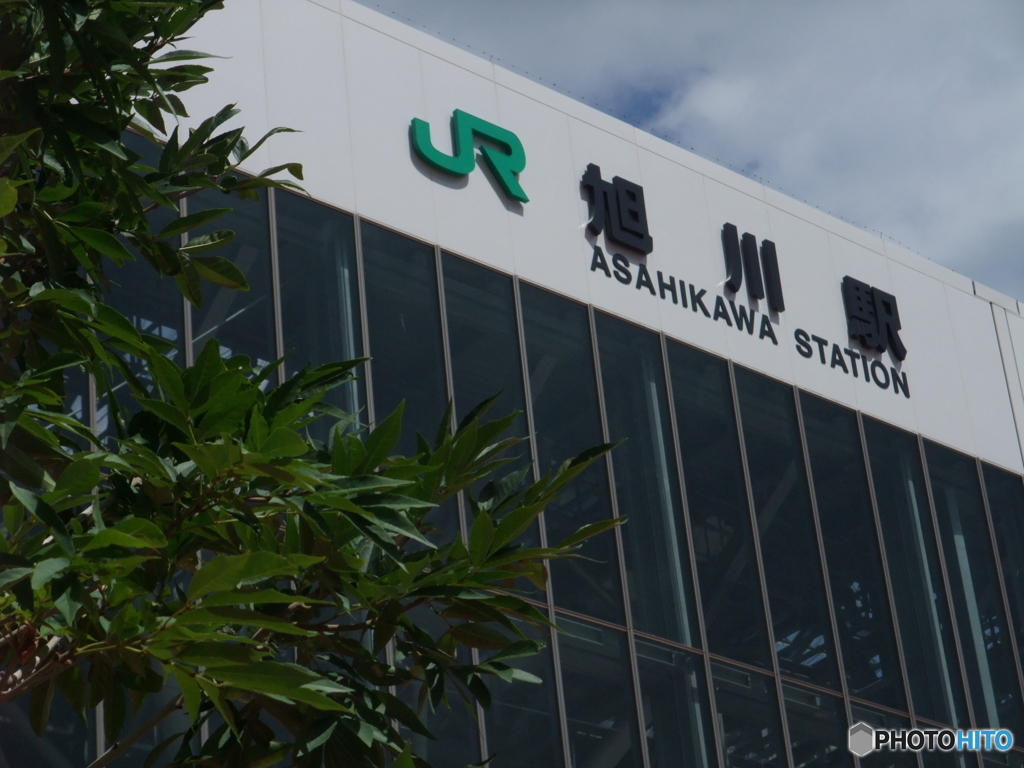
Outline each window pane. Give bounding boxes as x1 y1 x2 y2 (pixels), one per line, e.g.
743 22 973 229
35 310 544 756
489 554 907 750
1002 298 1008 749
982 464 1024 691
361 223 447 456
520 284 624 624
276 191 363 437
100 133 184 437
596 313 698 646
849 704 915 768
188 189 275 369
926 442 1024 732
865 418 968 728
735 368 839 690
0 696 95 767
485 623 563 768
635 638 715 768
396 607 480 768
782 683 852 768
711 662 785 768
442 254 527 438
800 393 906 711
558 617 643 768
667 342 771 668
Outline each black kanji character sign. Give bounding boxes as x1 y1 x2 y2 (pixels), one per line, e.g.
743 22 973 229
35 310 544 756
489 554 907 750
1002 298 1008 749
581 163 653 255
842 276 908 361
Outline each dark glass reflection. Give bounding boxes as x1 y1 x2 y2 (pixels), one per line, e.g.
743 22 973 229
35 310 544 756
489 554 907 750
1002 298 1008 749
926 443 1024 732
442 254 527 439
635 639 715 768
849 704 916 768
711 662 785 768
485 623 563 768
800 394 906 711
983 464 1024 692
865 418 968 728
782 684 852 768
597 314 698 646
396 607 480 768
188 189 276 370
100 132 184 437
558 617 643 768
277 191 363 439
0 696 95 768
111 678 193 768
520 285 624 624
735 368 839 689
361 223 447 456
667 342 771 668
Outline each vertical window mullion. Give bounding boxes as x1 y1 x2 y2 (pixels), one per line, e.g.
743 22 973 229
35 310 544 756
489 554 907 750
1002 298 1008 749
852 411 916 720
976 460 1024 724
351 216 375 428
511 275 573 768
791 393 855 729
917 437 982 731
587 305 651 768
266 187 285 385
659 333 726 768
726 361 796 768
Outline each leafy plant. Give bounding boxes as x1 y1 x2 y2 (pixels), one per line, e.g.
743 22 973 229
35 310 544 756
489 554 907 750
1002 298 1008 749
0 2 617 767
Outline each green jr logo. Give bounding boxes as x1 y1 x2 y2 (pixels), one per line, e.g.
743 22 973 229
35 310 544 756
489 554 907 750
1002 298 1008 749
410 109 529 203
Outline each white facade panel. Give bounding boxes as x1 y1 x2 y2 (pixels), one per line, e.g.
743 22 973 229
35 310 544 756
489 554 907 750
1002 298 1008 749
261 0 356 213
944 287 1021 471
340 19 435 242
185 0 1023 467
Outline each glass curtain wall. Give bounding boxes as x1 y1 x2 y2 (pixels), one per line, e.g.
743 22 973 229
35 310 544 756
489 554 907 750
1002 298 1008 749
800 393 907 712
925 443 1024 733
734 368 840 690
666 342 772 669
595 312 698 647
863 419 968 728
65 184 1024 768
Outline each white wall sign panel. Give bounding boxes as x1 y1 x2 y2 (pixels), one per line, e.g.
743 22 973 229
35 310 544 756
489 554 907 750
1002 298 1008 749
186 0 1024 467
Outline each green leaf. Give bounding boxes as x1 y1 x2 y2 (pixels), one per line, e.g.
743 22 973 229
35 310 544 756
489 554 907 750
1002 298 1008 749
158 207 231 239
67 226 135 265
0 567 32 590
0 178 17 218
206 662 351 711
469 512 494 565
170 668 202 723
52 459 99 498
31 557 70 590
10 485 74 556
448 622 509 650
0 129 37 165
56 202 109 223
359 402 403 471
187 551 308 601
28 678 55 737
181 229 234 254
191 255 249 290
259 428 307 459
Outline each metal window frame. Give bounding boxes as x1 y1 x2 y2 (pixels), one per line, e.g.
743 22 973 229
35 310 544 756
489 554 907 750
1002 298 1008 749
659 332 727 768
587 303 652 768
726 359 797 768
790 390 860 759
511 274 574 768
976 459 1024 727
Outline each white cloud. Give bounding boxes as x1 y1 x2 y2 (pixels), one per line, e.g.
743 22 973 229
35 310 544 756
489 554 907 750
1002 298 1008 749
356 0 1024 297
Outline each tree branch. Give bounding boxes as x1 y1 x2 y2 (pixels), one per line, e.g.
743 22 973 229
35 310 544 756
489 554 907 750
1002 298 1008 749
85 693 184 768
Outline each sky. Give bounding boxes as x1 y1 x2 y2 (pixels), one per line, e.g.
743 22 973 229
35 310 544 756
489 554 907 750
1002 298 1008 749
354 0 1024 301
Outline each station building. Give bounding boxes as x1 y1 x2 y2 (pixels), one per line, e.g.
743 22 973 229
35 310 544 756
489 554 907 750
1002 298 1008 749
7 2 1024 767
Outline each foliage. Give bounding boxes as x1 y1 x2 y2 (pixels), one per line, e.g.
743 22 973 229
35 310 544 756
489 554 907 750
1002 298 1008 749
0 2 617 767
